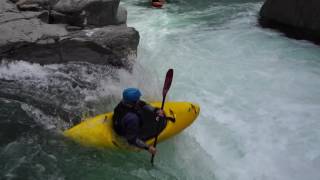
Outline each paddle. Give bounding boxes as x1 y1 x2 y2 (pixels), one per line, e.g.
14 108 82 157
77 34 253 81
151 68 174 166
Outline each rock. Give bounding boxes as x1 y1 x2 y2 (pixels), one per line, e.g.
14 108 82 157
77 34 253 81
14 0 55 6
259 0 320 43
65 25 83 31
0 22 139 68
17 4 41 11
116 5 127 25
15 0 53 10
12 0 126 26
0 14 68 54
53 0 123 26
1 0 18 12
0 0 139 69
38 9 85 25
38 10 67 24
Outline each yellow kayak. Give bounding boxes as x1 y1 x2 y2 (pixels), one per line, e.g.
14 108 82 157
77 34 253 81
64 101 200 150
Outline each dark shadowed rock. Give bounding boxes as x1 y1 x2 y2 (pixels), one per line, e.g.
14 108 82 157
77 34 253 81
259 0 320 43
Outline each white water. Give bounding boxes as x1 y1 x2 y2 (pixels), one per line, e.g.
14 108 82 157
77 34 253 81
1 1 320 179
122 0 320 179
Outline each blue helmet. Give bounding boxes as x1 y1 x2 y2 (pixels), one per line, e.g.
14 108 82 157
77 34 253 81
122 88 141 103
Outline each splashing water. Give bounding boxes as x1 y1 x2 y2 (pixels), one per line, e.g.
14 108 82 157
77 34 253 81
1 0 320 179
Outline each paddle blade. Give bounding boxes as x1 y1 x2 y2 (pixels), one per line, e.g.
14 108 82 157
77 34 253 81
162 69 174 97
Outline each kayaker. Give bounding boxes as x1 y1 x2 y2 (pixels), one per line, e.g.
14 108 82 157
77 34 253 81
113 88 165 155
151 0 165 8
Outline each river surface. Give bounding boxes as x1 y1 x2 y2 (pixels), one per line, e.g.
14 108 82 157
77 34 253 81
1 0 320 179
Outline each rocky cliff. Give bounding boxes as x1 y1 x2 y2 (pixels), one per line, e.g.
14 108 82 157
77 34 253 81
0 0 139 69
259 0 320 44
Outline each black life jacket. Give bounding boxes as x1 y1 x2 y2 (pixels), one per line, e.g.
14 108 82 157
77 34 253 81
112 101 146 136
113 101 168 141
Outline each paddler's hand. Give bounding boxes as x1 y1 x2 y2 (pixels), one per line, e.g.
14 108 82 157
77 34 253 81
156 109 165 118
148 145 157 155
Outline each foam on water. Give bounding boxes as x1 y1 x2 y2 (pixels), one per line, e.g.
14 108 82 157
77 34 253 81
0 60 162 129
122 0 320 179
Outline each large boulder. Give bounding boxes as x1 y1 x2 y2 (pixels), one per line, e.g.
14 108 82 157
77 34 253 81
12 0 127 26
53 0 126 26
259 0 320 43
0 25 139 67
0 0 138 69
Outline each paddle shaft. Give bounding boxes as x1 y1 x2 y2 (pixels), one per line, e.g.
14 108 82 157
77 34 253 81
151 69 173 166
151 95 166 165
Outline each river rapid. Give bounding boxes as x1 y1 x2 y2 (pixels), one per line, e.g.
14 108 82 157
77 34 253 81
1 0 320 179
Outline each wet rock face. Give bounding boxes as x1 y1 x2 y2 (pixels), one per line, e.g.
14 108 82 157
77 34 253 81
259 0 320 44
0 0 139 69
